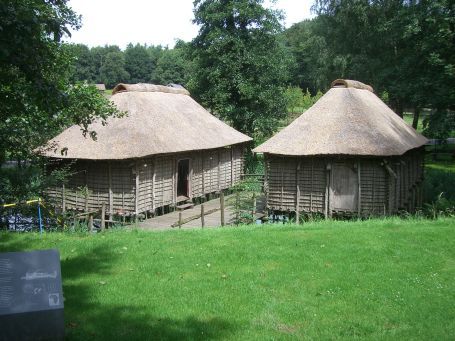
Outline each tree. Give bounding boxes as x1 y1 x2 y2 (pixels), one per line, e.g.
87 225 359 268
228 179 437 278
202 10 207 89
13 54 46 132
67 43 96 83
125 43 153 83
154 42 189 85
0 0 120 202
311 0 454 131
188 0 293 138
99 51 130 88
90 45 122 84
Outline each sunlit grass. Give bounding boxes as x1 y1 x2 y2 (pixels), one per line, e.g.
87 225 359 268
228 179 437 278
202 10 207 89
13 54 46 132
1 218 454 339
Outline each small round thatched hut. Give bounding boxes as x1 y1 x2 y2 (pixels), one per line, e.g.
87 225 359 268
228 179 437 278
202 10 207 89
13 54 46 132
41 83 252 217
253 79 428 217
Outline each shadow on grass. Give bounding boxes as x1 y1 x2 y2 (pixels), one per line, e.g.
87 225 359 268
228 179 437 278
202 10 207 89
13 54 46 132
61 244 234 340
0 235 234 340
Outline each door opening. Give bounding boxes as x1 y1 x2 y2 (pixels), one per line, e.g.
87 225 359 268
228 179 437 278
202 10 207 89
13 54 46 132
177 159 190 199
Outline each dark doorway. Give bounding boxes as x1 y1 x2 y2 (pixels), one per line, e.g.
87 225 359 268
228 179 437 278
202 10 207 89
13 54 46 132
177 159 190 198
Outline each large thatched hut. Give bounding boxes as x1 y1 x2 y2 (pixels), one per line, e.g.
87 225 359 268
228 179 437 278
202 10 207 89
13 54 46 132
42 83 252 217
253 79 428 217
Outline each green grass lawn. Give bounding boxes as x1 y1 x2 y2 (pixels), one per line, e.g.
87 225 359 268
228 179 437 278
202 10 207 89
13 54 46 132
1 218 454 340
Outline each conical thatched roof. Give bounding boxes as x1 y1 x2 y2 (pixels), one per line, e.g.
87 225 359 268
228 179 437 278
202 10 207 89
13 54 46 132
254 79 427 156
41 83 252 160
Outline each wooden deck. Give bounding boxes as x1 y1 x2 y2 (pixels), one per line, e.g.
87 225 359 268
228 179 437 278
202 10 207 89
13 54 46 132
137 194 265 230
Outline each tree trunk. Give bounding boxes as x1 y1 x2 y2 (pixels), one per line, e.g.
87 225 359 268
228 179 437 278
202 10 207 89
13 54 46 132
412 107 420 130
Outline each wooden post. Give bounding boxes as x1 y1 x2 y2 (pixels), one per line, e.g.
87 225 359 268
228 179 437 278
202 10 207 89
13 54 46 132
201 204 205 228
220 191 225 226
324 162 331 219
178 211 182 229
88 214 93 232
151 159 156 211
85 168 89 213
62 184 66 213
357 161 361 217
230 147 234 186
252 192 256 221
108 161 113 219
217 150 221 192
280 161 284 211
236 191 240 223
296 161 301 224
135 162 140 218
202 155 205 195
101 203 105 231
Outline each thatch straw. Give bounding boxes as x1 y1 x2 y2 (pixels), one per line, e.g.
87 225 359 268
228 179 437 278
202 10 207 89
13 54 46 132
254 79 427 156
112 83 190 96
40 84 251 160
95 84 106 91
331 79 374 92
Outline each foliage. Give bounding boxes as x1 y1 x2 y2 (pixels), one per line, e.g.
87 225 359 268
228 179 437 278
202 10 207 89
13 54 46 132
0 0 122 204
423 110 455 139
284 86 323 113
154 43 189 85
188 0 293 138
99 51 130 88
1 218 454 339
124 43 153 84
284 0 455 134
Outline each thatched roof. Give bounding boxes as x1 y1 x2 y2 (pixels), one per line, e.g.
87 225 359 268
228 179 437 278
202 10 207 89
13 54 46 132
95 84 106 91
254 79 427 156
41 84 251 160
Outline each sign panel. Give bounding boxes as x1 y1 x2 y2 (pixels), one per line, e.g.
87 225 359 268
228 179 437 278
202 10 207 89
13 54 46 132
0 249 64 340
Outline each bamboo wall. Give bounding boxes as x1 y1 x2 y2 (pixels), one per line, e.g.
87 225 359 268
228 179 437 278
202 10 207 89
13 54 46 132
264 147 424 216
47 144 246 215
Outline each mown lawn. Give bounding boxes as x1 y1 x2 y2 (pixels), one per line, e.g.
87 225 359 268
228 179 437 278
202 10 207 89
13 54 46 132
1 218 454 340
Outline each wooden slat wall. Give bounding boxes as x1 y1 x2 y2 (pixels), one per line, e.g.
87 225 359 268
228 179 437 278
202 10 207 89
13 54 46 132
231 145 244 184
298 158 326 213
154 156 174 208
219 148 232 189
359 161 387 215
47 144 247 215
137 158 154 213
109 161 135 213
191 153 203 197
267 156 296 211
265 149 425 216
266 156 326 212
203 150 219 193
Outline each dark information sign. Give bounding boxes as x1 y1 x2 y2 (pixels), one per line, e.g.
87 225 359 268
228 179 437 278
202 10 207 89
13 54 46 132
0 249 64 340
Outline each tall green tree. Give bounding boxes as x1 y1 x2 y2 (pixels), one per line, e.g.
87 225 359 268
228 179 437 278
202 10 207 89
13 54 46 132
155 41 189 85
311 0 454 133
188 0 293 138
67 43 96 83
99 51 130 88
124 43 153 83
0 0 120 202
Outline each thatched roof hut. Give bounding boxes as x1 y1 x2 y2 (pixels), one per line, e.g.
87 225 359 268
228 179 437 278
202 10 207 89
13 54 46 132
95 84 106 91
43 83 250 160
43 83 251 217
254 79 427 217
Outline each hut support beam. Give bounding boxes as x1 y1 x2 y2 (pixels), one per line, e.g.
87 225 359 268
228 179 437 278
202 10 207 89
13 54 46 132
108 161 113 219
230 147 234 186
62 184 66 213
295 160 301 224
325 162 331 218
135 162 139 221
357 161 361 217
217 150 221 192
152 159 156 211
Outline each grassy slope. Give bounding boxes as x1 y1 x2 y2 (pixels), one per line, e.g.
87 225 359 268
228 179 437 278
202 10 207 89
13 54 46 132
1 218 454 340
